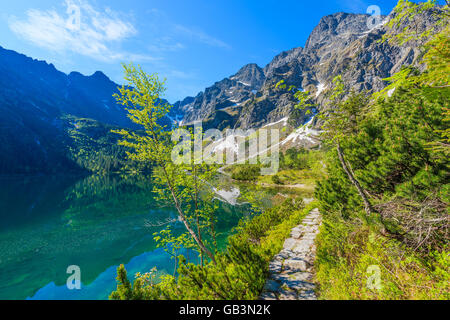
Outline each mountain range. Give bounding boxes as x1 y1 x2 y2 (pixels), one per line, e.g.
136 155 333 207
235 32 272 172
0 46 138 174
174 10 437 130
0 8 438 174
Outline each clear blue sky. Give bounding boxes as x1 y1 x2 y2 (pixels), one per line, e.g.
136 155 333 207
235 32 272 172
0 0 402 102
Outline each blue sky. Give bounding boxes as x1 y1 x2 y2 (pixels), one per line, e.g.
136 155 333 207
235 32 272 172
0 0 402 102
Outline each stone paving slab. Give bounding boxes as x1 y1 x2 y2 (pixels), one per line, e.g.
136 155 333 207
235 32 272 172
260 208 321 300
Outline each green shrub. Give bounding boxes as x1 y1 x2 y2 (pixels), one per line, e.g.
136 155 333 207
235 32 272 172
230 164 261 181
314 211 450 300
271 174 283 185
110 199 317 300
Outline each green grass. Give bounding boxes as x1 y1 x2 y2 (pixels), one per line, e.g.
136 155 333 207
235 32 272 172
257 169 319 187
224 148 326 193
314 211 450 300
229 164 261 181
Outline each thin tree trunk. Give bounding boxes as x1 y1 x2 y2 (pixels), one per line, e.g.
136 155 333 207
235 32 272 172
162 166 217 264
210 218 218 253
173 255 177 277
193 165 204 267
336 142 376 216
147 114 216 265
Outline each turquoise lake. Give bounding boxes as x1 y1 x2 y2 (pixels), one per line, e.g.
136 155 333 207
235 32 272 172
0 174 268 300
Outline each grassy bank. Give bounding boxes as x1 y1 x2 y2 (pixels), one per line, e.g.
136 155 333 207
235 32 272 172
314 210 449 300
223 148 325 199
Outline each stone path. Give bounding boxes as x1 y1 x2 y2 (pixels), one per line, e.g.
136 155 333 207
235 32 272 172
260 208 321 300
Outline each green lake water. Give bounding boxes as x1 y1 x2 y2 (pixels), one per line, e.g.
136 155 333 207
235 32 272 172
0 174 268 300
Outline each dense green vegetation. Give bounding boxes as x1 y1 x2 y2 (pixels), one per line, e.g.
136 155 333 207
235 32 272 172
226 148 325 185
271 148 325 185
110 198 317 299
0 113 141 175
280 148 312 170
229 164 261 181
64 116 146 174
110 0 448 301
313 1 449 299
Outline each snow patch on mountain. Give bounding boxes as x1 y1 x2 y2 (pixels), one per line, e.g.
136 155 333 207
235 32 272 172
212 134 246 154
315 83 327 97
282 117 319 145
262 117 289 128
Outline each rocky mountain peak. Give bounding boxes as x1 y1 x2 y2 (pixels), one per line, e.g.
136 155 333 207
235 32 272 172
177 6 438 131
90 70 111 81
231 63 265 88
263 47 304 77
304 12 371 50
173 63 268 128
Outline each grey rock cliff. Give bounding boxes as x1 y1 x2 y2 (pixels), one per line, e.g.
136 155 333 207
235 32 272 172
177 8 440 130
175 63 265 129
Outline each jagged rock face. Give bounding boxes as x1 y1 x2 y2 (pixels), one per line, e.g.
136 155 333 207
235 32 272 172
304 12 371 51
175 63 265 128
232 63 266 88
179 9 438 130
263 47 304 76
